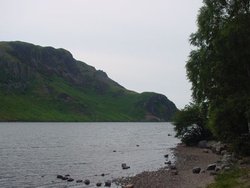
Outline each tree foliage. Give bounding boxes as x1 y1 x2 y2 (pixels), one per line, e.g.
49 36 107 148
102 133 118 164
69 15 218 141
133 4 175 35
186 0 250 140
173 103 212 145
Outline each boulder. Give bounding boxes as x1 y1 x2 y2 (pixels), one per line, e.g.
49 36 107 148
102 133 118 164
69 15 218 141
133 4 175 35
164 154 169 158
222 153 236 165
192 167 201 174
210 142 227 154
207 164 216 171
76 179 83 183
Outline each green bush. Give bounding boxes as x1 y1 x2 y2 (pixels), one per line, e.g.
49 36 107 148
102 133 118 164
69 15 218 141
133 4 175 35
208 98 249 141
173 103 212 146
181 125 211 146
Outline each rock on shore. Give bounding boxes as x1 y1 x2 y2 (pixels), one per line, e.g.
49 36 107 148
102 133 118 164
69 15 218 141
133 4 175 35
116 144 220 188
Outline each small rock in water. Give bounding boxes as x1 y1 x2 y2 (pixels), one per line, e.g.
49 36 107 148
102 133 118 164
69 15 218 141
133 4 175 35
164 154 169 158
165 160 171 165
113 150 117 152
105 180 112 187
84 179 90 185
96 182 102 187
65 174 70 177
67 178 74 182
76 179 83 183
121 163 130 170
168 134 172 136
101 173 105 176
136 145 140 147
56 175 64 179
62 176 68 180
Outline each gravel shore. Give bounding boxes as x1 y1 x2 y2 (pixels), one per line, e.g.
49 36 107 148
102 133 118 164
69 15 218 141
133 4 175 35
118 144 220 188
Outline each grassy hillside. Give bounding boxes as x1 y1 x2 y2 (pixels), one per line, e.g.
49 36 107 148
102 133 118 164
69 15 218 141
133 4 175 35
0 41 177 122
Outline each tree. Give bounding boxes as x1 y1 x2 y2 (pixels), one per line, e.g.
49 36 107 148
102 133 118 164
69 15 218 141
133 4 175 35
186 0 250 140
173 103 212 145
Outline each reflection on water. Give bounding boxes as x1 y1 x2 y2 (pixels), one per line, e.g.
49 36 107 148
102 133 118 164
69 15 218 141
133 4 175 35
0 122 179 187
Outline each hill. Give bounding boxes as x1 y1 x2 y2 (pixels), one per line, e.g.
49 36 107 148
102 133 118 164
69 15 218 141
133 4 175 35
0 41 177 122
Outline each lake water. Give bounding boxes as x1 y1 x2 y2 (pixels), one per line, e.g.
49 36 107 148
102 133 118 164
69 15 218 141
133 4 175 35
0 122 180 188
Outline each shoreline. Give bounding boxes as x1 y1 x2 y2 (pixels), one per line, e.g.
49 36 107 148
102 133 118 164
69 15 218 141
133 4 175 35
117 144 220 188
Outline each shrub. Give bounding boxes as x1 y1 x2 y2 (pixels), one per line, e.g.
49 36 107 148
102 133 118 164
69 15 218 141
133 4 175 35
173 103 212 146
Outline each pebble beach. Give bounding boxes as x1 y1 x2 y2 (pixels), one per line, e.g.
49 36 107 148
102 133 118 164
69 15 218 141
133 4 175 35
118 144 220 188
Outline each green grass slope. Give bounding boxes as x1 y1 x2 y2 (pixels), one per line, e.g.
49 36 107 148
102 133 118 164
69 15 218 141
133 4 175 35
0 41 177 122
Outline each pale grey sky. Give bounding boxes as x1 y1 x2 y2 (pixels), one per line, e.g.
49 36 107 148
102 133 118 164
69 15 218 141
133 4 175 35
0 0 203 108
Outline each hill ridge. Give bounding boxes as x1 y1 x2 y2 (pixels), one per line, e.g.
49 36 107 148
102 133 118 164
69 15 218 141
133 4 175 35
0 41 177 122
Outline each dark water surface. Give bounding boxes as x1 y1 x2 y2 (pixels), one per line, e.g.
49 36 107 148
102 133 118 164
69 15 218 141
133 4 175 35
0 122 179 187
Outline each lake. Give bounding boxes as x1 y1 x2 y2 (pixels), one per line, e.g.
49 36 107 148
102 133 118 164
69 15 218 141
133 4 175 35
0 122 180 188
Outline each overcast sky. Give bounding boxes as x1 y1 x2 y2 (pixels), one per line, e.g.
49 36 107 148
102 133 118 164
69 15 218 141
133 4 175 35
0 0 203 108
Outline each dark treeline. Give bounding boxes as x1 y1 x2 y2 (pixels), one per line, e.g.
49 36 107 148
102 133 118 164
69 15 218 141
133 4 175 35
174 0 250 155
